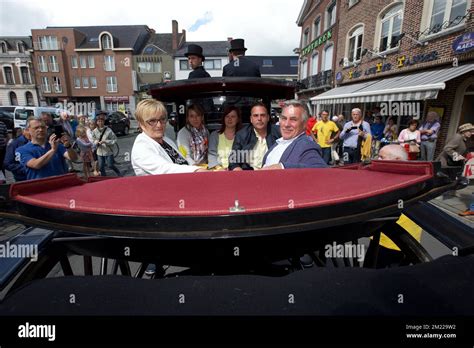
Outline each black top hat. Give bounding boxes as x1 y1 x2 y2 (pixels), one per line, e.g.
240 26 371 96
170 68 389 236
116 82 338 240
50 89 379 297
229 39 247 52
184 44 205 60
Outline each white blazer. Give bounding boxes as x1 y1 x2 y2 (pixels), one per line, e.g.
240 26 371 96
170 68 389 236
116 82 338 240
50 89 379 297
131 132 199 176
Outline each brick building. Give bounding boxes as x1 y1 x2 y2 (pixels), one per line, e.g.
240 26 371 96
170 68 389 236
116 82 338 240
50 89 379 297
296 0 339 104
0 37 39 106
30 25 152 114
312 0 474 152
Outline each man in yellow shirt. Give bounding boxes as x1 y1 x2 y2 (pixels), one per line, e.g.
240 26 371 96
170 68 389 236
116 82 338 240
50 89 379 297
311 110 340 164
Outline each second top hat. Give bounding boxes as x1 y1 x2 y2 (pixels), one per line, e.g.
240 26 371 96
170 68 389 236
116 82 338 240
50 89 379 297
229 39 247 52
184 44 205 60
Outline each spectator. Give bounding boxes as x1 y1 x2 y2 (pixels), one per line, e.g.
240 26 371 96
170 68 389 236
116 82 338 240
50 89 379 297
305 113 317 137
436 123 474 167
371 115 385 157
383 117 398 142
339 108 371 164
92 114 121 177
208 106 242 170
4 126 30 181
398 119 421 160
86 119 99 176
75 126 94 179
228 102 280 170
177 104 209 166
419 111 441 161
16 118 78 180
0 120 8 176
261 100 327 170
41 112 57 139
311 110 340 164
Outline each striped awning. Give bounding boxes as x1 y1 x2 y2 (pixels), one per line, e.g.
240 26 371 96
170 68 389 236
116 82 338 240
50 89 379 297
311 63 474 105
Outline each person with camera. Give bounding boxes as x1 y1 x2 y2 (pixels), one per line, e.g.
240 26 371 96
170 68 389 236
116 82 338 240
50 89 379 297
436 123 474 167
16 117 78 180
340 108 371 164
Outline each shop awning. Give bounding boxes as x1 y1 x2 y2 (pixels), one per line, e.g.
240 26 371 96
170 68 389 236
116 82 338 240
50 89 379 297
311 63 474 104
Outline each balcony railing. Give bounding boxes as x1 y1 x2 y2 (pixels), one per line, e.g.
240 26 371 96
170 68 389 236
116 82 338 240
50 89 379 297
299 70 333 91
38 63 48 72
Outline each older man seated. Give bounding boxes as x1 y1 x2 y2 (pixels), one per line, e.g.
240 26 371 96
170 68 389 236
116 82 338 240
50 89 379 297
131 99 207 175
261 100 327 170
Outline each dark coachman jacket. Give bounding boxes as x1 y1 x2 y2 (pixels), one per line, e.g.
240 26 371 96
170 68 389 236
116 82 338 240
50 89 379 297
189 66 211 79
223 57 261 77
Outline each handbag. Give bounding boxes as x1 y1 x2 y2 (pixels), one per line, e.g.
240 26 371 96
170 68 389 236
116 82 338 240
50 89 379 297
409 143 420 153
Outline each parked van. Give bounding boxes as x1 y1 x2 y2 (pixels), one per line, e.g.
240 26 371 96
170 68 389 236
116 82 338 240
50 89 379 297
14 106 64 128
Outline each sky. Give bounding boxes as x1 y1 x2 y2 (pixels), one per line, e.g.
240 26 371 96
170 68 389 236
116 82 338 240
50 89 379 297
0 0 304 55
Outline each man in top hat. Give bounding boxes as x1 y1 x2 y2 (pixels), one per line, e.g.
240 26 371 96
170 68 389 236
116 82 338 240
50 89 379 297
185 44 211 79
223 39 261 77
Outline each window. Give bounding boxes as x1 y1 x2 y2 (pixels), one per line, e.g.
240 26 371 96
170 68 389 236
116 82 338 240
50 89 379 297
49 56 59 72
203 59 222 70
4 67 14 84
290 59 299 67
80 56 87 69
326 1 337 30
106 76 117 92
303 28 310 46
82 77 89 88
262 59 273 67
25 91 34 106
311 53 319 75
379 3 403 52
17 42 25 53
428 0 468 34
38 56 48 72
9 92 18 106
349 0 359 8
101 34 112 49
348 26 364 62
322 44 333 71
313 17 321 38
180 59 190 70
74 77 81 89
39 36 58 50
104 56 115 71
88 56 95 68
301 59 308 79
41 76 50 93
143 45 159 55
20 67 31 84
138 62 162 73
53 76 62 93
71 56 78 68
0 42 7 53
90 76 97 88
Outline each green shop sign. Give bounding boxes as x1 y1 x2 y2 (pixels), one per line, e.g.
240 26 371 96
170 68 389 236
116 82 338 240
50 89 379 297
301 29 332 56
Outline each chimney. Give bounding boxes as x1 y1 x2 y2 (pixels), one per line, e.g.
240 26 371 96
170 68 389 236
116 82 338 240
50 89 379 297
181 29 186 46
172 20 178 50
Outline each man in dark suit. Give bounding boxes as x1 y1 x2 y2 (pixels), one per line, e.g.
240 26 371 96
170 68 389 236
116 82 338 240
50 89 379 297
261 100 327 169
222 39 261 77
185 44 211 79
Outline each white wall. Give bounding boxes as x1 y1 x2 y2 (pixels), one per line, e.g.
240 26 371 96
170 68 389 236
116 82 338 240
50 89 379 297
174 56 229 80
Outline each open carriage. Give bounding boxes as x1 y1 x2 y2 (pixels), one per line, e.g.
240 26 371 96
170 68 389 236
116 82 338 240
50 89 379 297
0 78 473 320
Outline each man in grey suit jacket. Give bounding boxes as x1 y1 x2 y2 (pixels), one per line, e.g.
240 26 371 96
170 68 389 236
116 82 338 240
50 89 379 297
261 100 327 170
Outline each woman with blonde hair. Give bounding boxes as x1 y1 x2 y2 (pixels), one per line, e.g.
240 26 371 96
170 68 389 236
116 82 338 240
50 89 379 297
177 104 209 166
131 99 207 175
75 126 94 179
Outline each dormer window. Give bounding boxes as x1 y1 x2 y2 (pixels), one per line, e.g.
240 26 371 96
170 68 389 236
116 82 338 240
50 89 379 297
0 42 7 53
101 34 112 49
18 42 25 53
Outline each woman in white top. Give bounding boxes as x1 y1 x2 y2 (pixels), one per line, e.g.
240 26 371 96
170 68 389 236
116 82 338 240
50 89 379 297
177 104 209 166
208 106 242 169
131 99 207 175
398 119 421 145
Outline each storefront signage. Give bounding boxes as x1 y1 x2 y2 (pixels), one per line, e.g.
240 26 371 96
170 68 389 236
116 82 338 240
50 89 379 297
452 32 474 54
104 96 129 103
301 29 332 56
347 51 439 80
